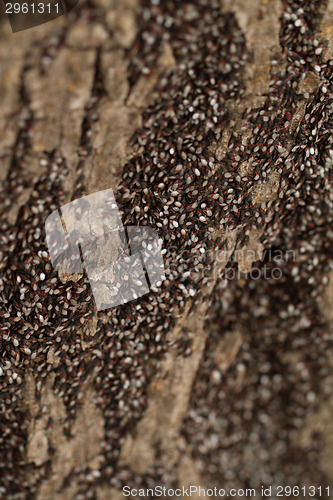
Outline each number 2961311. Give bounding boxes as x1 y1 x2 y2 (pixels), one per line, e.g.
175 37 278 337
3 0 79 32
6 2 60 14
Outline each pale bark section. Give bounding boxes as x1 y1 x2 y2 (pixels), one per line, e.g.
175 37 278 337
221 0 283 107
0 42 24 180
86 48 161 195
25 48 96 157
24 369 104 500
319 0 333 61
0 21 56 180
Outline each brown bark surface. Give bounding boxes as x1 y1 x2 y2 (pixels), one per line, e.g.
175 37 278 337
0 0 332 499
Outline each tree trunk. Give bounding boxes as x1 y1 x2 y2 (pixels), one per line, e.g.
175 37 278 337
1 0 333 499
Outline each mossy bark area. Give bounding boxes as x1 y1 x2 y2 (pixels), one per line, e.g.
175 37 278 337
0 0 332 499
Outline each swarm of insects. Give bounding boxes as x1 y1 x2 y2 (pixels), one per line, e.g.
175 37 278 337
0 0 332 498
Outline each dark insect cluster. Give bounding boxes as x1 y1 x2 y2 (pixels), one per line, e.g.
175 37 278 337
0 0 332 498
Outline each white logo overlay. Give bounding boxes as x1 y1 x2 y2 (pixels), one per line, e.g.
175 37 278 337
45 189 165 311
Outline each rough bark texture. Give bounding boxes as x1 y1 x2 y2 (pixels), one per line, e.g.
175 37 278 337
0 0 332 499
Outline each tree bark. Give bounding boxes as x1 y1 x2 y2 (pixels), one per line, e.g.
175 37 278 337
0 0 332 499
